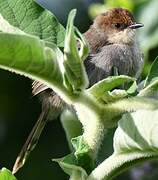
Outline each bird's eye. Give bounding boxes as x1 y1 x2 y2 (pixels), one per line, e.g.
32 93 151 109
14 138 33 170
115 23 121 28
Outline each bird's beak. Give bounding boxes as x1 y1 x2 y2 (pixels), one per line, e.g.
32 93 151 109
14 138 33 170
129 23 144 29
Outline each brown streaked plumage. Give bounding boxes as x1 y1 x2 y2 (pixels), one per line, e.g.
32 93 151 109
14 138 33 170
12 8 144 174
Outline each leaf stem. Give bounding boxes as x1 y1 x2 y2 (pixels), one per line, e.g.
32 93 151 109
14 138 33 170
87 152 158 180
73 92 105 157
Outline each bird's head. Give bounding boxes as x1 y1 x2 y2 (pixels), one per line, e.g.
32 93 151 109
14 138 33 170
93 8 143 44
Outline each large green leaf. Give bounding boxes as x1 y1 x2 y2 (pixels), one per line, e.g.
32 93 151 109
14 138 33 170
0 33 61 83
0 168 16 180
87 110 158 180
0 0 65 46
0 32 74 102
114 111 158 153
0 9 89 99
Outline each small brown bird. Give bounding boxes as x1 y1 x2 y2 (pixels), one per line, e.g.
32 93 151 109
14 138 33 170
84 8 144 85
13 8 144 174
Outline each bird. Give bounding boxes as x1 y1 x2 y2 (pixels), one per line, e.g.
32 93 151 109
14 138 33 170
12 8 144 174
84 8 144 85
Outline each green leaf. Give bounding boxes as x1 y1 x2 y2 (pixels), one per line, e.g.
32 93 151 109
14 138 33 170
60 110 82 151
127 81 138 95
0 33 62 84
0 14 25 35
138 79 158 97
87 110 158 180
75 27 89 61
0 0 65 46
138 56 158 97
88 75 135 100
0 32 75 103
71 136 94 173
114 111 158 153
102 89 128 103
64 9 89 91
145 56 158 86
53 154 88 180
0 168 17 180
53 137 94 178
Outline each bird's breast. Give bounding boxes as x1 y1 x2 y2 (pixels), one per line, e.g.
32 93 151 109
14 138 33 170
84 42 143 86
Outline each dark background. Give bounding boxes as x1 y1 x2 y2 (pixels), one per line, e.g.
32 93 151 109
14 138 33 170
0 0 158 179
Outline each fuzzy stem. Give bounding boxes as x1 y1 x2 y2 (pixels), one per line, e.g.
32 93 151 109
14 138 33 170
73 92 105 157
87 152 158 180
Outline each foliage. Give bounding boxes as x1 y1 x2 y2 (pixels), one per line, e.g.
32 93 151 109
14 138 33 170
0 0 158 180
0 0 65 46
0 168 16 180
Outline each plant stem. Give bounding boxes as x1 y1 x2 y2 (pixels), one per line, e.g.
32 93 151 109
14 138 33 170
87 152 158 180
73 92 105 157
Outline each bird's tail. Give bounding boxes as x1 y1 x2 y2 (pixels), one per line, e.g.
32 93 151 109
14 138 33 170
12 102 49 174
12 81 63 174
